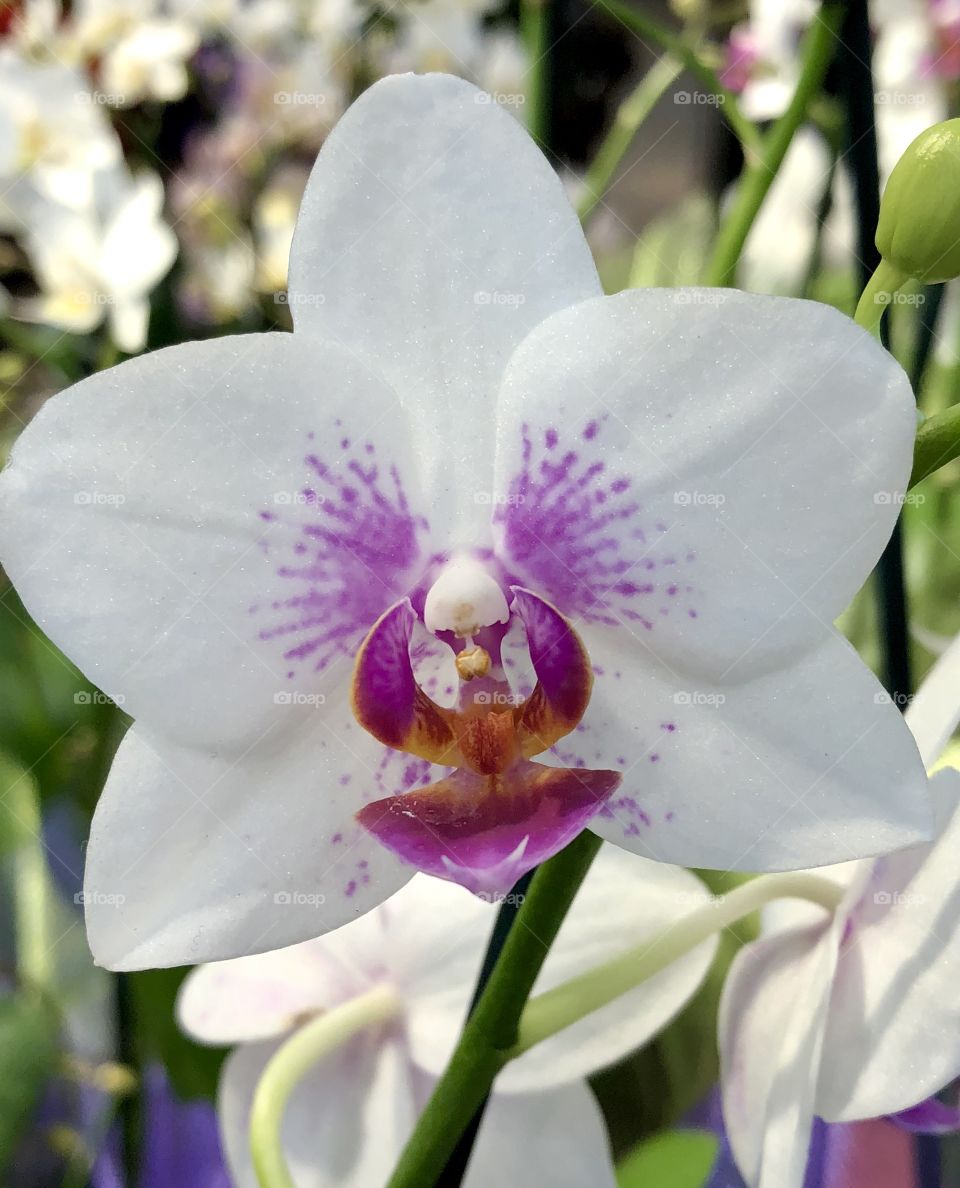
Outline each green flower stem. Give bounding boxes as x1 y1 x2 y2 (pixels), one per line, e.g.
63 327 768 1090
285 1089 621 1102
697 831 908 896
3 769 54 993
577 55 685 222
853 260 911 338
251 985 401 1188
703 1 847 288
508 871 844 1057
593 0 761 157
521 0 550 147
385 830 603 1188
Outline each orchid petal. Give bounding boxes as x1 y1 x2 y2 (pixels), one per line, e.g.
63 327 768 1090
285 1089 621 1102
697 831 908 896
405 845 718 1089
218 1035 414 1188
905 627 960 766
0 333 430 752
467 1081 616 1188
719 918 841 1188
492 288 915 681
356 762 619 898
567 627 930 870
288 72 600 545
817 768 960 1121
177 941 355 1045
83 720 413 970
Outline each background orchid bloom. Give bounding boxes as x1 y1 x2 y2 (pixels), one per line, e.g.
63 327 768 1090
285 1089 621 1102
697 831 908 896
177 846 718 1187
718 633 960 1188
0 70 930 972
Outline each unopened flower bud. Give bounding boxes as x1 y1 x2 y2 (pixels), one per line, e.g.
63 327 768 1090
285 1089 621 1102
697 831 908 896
876 118 960 284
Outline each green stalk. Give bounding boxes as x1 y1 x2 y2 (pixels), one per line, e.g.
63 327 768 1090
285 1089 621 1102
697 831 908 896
592 0 762 156
509 872 843 1055
251 985 400 1188
385 831 602 1188
703 2 847 287
522 0 550 146
578 55 685 222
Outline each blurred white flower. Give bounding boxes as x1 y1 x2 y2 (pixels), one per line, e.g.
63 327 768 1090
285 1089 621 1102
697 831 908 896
254 167 308 294
0 52 121 229
19 166 177 353
97 19 201 106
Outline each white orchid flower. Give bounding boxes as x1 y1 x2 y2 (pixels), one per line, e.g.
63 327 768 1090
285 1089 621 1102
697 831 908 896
719 632 960 1188
178 846 718 1188
19 164 177 354
0 73 929 972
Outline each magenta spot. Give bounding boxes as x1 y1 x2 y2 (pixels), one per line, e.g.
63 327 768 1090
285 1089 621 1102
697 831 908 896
649 753 660 763
545 427 558 449
340 437 350 449
661 722 677 732
339 774 351 786
583 420 599 440
331 832 343 845
665 811 675 821
345 880 357 897
688 609 698 619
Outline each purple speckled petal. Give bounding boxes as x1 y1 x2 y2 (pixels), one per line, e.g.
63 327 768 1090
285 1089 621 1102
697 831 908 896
357 761 619 898
492 288 915 682
0 332 433 752
84 718 414 970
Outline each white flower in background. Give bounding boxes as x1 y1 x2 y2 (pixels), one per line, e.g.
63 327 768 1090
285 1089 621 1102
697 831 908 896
719 635 960 1188
254 168 308 295
96 19 201 106
384 0 503 75
19 165 177 353
0 74 929 972
0 52 121 229
725 0 818 123
178 847 718 1188
180 234 258 325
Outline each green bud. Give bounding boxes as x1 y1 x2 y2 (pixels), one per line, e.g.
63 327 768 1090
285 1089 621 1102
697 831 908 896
876 118 960 284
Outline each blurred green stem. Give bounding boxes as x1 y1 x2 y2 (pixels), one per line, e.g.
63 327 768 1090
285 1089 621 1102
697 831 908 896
509 871 843 1055
578 55 685 222
592 0 761 156
522 0 550 146
704 1 847 287
853 261 911 338
4 772 54 993
251 985 401 1188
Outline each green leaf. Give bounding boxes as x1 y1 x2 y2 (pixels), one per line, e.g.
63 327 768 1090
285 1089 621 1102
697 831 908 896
0 994 59 1174
911 403 960 486
617 1129 718 1187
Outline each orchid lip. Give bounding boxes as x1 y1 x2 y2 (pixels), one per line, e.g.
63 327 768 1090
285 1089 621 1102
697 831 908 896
350 581 617 894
